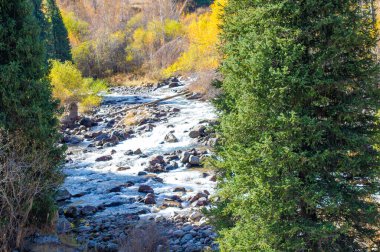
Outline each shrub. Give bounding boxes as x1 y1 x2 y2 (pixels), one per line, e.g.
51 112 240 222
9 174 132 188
49 60 107 112
0 132 64 251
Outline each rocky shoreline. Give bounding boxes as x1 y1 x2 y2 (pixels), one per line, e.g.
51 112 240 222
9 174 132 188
26 78 219 252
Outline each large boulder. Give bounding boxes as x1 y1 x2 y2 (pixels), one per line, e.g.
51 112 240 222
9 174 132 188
144 193 156 204
188 125 206 138
95 155 113 162
164 132 178 143
56 189 71 202
189 155 200 166
79 117 96 128
138 185 154 193
145 155 167 173
181 151 191 163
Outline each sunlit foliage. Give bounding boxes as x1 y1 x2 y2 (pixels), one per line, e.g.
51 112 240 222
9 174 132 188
49 60 107 112
126 18 184 66
61 10 89 46
164 0 226 76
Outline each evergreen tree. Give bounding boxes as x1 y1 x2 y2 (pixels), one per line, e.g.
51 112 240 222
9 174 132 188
0 0 64 226
44 0 72 61
212 1 380 251
32 0 71 61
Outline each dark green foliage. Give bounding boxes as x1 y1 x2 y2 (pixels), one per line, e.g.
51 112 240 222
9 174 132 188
186 0 213 12
32 0 71 61
0 0 64 228
194 0 213 7
44 0 72 61
212 0 380 251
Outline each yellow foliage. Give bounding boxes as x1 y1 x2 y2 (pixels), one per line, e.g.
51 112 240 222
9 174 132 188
126 13 144 32
126 18 184 64
71 41 93 64
61 10 89 46
49 60 107 112
111 30 126 43
164 19 184 39
164 0 227 77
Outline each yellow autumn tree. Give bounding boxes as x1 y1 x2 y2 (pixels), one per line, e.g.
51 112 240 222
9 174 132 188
125 16 185 77
49 60 107 112
60 10 89 46
164 0 227 77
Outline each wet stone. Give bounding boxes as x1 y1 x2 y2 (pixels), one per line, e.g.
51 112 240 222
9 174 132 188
95 155 113 162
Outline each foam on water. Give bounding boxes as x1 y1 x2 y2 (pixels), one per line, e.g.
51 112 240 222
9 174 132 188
62 81 217 217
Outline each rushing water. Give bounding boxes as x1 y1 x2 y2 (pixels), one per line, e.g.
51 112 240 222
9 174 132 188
62 81 218 218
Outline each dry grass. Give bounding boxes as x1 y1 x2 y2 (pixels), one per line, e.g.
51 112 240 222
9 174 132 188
107 73 158 87
123 108 152 126
119 222 168 252
187 71 222 100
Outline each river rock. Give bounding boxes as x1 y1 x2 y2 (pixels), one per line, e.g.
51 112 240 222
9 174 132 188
138 185 154 193
79 117 96 128
134 148 142 155
111 130 128 141
194 197 209 207
181 151 191 163
144 193 156 204
116 166 130 171
145 155 166 173
95 155 113 162
84 130 103 139
80 205 97 216
189 155 200 166
189 125 206 138
190 192 208 203
165 161 179 171
149 155 165 166
64 206 77 218
162 199 182 208
173 187 186 192
181 234 193 244
62 135 83 144
210 175 217 182
168 82 179 88
56 217 71 234
124 150 134 155
189 212 202 221
56 189 71 202
173 230 185 237
108 186 123 193
164 132 178 143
